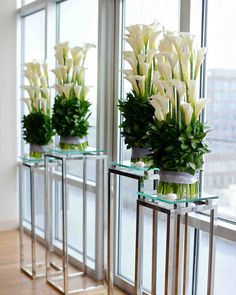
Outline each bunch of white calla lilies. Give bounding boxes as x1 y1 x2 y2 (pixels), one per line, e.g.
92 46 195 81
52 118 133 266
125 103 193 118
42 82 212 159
52 42 95 100
149 30 207 125
123 22 163 99
21 61 50 114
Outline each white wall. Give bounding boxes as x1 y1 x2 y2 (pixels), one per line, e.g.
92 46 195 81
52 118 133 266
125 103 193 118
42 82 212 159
0 0 18 231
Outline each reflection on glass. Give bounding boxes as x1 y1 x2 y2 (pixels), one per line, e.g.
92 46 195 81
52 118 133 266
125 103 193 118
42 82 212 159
59 0 98 148
203 0 236 222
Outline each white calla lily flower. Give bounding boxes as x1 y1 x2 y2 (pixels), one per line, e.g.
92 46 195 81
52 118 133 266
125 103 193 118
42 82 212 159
171 79 186 98
194 98 207 118
139 62 150 76
123 51 136 59
149 31 162 49
157 51 178 69
180 51 190 82
135 75 146 97
124 56 138 74
41 88 50 99
21 85 34 99
77 67 86 85
180 32 195 53
146 49 158 63
122 69 134 76
150 95 169 117
81 85 91 99
157 63 172 80
155 108 164 121
40 76 47 88
137 53 146 63
124 75 140 96
126 24 142 36
66 58 73 73
51 68 63 82
21 98 32 112
52 84 63 96
153 72 165 95
55 46 64 65
194 47 207 79
181 102 193 125
74 85 82 99
159 38 173 52
62 83 73 99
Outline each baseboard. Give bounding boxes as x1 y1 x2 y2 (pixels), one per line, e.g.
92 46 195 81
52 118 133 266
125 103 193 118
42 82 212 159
0 220 19 232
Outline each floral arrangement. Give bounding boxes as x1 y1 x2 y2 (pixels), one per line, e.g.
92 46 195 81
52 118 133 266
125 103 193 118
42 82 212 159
21 61 54 158
118 22 162 162
51 42 95 150
147 31 210 199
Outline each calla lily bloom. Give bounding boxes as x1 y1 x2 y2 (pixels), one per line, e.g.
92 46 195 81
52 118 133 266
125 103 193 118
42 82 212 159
21 98 32 112
81 85 91 99
74 85 82 99
150 95 169 117
66 58 73 73
21 86 34 99
123 56 138 74
124 75 140 97
156 51 178 69
181 102 193 125
158 38 173 52
40 76 47 88
55 46 64 65
194 98 207 118
155 108 164 121
135 75 146 97
149 31 162 49
52 84 63 96
146 49 158 63
180 51 190 82
62 83 73 99
140 62 150 76
194 47 207 79
126 24 142 37
157 63 172 80
41 88 50 100
171 79 186 99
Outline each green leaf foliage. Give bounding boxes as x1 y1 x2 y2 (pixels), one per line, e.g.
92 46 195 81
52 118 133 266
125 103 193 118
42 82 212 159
147 117 210 175
22 110 55 145
52 95 91 137
118 92 154 148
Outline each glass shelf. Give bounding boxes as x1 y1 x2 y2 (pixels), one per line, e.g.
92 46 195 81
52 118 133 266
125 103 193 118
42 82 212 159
138 191 219 205
111 160 159 172
19 155 44 164
49 147 105 155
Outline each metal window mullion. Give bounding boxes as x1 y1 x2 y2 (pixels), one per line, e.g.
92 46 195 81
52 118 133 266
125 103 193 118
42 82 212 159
19 0 46 17
179 0 191 31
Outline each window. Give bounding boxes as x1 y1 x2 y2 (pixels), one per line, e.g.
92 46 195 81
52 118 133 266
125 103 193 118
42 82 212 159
204 0 236 223
116 0 180 291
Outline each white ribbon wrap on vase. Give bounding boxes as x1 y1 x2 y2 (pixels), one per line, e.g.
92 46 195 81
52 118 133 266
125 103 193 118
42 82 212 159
60 136 88 145
131 147 151 159
30 144 48 153
159 171 199 184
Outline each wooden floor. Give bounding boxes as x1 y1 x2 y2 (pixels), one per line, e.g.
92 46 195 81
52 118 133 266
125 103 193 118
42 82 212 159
0 230 127 295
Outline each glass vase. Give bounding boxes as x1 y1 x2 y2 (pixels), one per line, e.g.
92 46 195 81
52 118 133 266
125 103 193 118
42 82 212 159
131 147 152 164
59 136 88 151
157 171 199 200
30 144 47 159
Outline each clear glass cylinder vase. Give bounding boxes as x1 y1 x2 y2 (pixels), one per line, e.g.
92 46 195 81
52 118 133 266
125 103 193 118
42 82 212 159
157 171 199 200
